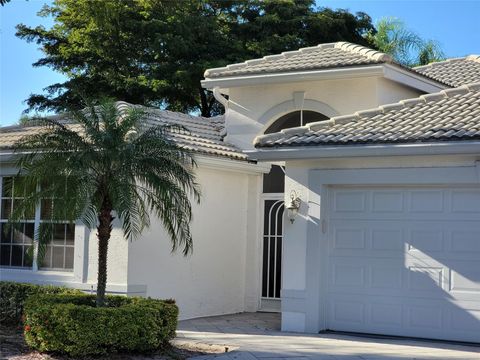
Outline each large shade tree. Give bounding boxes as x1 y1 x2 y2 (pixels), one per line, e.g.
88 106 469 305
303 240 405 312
16 0 375 117
10 101 200 306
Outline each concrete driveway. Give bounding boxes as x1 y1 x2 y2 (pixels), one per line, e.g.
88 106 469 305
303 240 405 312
175 313 480 360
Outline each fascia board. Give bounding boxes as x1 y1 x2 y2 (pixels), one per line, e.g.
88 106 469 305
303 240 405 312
201 65 385 90
0 150 271 175
245 142 480 161
383 64 447 92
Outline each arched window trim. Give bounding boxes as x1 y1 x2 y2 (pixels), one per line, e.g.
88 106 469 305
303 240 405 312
264 110 329 134
258 99 339 135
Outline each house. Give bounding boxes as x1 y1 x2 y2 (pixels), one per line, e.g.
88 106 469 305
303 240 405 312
1 42 480 343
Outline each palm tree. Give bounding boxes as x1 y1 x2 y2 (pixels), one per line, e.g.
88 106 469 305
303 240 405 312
367 17 445 67
10 100 200 306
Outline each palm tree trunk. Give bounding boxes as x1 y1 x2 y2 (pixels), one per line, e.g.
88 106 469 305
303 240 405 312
96 196 113 307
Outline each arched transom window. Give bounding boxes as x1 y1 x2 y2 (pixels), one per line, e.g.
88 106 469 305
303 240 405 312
264 110 329 134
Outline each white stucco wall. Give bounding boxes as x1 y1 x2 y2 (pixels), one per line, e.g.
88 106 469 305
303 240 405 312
0 157 266 316
127 162 264 320
85 224 129 289
224 76 423 150
280 154 480 333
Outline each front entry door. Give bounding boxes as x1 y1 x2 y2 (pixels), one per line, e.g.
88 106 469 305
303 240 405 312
261 196 284 311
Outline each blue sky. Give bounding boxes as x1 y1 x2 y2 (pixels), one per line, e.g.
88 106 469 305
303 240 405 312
1 0 479 126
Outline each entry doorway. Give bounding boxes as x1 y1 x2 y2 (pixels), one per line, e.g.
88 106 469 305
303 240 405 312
260 165 284 312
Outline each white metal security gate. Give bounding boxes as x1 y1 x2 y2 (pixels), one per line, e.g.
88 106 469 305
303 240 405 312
261 195 284 311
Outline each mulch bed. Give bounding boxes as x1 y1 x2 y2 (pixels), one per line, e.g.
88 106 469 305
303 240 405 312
0 325 211 360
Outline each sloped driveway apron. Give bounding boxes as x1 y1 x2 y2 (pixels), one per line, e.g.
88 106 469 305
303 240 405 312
175 313 480 360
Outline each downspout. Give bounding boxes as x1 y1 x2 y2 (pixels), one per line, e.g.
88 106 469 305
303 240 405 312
213 87 229 109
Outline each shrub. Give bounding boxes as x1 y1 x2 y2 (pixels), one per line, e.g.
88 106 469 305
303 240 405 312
0 281 80 326
23 293 178 356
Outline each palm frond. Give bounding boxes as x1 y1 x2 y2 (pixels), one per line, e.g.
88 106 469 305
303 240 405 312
11 99 200 271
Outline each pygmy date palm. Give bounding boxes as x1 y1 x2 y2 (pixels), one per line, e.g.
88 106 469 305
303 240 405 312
10 100 200 306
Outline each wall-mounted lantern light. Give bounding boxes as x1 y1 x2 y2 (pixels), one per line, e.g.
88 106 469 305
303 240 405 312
286 190 301 224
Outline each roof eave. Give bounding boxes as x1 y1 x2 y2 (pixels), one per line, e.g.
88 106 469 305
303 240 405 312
201 65 385 90
246 141 480 161
201 64 447 93
383 63 448 93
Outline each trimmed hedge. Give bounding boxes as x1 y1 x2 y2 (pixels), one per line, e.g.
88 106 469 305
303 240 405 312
0 281 80 326
23 293 178 356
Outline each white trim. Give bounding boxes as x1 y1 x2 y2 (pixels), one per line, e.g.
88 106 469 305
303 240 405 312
201 64 446 92
260 193 285 311
196 154 270 174
383 64 446 93
201 65 385 89
73 223 89 283
258 99 339 132
32 183 41 271
247 141 480 161
285 165 480 333
0 173 88 281
1 152 269 175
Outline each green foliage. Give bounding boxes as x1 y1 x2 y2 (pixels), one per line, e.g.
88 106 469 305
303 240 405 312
10 99 200 305
23 293 178 356
16 0 375 117
0 281 80 326
366 17 445 66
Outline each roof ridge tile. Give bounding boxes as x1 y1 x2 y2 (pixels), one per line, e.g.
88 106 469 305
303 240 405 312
420 93 446 102
334 42 393 62
466 55 480 62
355 108 383 118
204 41 393 78
441 87 470 97
308 119 336 130
466 82 480 90
380 103 404 112
400 98 425 107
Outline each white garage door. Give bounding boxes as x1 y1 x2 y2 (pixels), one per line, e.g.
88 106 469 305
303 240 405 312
327 186 480 343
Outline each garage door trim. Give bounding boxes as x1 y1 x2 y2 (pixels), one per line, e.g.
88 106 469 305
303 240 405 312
305 165 480 338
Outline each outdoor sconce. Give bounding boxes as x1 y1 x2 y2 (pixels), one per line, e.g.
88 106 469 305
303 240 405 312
286 190 301 224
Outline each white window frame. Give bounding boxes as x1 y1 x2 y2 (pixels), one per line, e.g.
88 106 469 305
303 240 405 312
0 172 88 284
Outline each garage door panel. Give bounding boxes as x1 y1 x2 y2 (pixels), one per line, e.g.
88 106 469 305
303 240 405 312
407 226 444 253
449 264 480 298
331 263 365 288
332 227 366 250
330 220 406 257
408 189 445 213
326 186 480 342
450 307 480 333
331 220 480 259
406 266 446 293
372 190 404 213
371 227 404 251
328 294 480 342
330 187 480 221
451 190 480 213
371 302 403 327
370 264 403 290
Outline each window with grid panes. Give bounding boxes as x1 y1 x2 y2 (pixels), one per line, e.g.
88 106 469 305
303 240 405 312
0 176 75 271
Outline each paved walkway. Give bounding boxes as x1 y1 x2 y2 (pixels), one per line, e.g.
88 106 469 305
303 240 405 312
175 312 480 360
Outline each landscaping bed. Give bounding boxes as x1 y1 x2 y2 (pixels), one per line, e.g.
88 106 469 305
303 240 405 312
1 324 207 360
23 294 178 357
0 282 215 359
